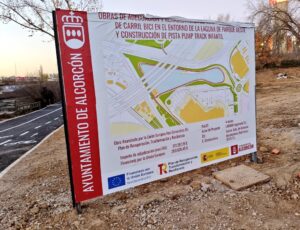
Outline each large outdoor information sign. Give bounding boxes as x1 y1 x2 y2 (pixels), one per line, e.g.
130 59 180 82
54 10 257 204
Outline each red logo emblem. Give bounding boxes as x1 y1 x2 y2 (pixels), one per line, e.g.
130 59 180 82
231 145 239 155
158 163 168 175
62 12 85 49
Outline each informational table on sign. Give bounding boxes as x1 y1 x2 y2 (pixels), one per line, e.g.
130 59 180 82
54 10 257 203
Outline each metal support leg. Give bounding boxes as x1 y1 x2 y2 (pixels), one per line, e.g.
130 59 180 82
250 152 258 163
76 203 82 214
250 152 263 164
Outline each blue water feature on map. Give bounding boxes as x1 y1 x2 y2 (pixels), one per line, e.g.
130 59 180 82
141 65 224 93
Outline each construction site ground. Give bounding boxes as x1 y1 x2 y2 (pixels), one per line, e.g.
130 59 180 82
0 67 300 230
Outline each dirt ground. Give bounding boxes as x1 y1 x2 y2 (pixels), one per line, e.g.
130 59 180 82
0 67 300 230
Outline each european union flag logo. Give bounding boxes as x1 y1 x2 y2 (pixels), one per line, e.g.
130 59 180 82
108 174 126 189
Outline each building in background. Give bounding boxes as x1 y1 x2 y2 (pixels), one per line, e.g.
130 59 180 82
269 0 288 9
47 74 59 82
269 0 299 55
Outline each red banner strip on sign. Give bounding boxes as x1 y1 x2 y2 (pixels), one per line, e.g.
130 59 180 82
55 9 102 202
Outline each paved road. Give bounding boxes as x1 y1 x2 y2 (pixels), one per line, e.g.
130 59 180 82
0 103 64 172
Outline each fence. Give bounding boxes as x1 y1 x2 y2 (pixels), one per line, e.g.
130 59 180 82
16 101 41 112
0 100 41 114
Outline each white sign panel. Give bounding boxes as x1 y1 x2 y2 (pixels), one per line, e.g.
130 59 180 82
55 10 256 202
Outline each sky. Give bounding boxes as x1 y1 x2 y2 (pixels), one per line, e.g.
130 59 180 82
0 0 249 76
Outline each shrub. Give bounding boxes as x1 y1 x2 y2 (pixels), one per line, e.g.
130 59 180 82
280 59 300 68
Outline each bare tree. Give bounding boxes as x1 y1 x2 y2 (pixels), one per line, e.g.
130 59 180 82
217 14 231 22
0 0 102 38
249 0 300 41
38 65 48 81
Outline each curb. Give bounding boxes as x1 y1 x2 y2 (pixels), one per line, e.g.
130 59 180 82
0 125 64 179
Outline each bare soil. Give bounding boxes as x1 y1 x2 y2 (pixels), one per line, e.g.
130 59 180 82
0 67 300 230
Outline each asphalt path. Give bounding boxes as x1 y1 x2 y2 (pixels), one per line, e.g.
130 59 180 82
0 103 64 172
